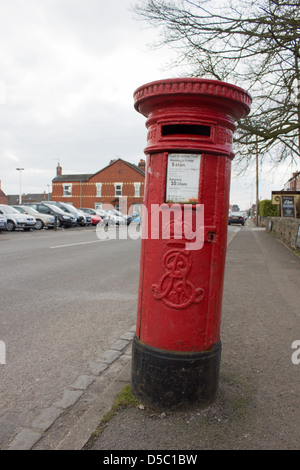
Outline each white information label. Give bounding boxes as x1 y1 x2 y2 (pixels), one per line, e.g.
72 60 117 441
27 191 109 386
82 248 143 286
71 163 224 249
166 153 201 203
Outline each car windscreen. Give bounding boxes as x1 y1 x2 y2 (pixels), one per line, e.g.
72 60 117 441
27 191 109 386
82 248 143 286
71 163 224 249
13 206 26 213
1 206 19 214
61 204 78 213
21 206 40 215
46 205 70 215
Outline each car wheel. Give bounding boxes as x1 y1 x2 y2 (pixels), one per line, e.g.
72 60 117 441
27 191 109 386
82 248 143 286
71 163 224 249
35 220 44 230
6 220 15 231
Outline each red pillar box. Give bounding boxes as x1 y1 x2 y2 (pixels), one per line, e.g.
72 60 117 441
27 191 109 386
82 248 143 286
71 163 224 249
131 78 251 410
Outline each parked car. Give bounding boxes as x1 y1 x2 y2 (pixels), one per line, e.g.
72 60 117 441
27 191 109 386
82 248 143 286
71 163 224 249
12 205 55 230
105 210 126 225
0 204 36 231
79 208 110 226
78 210 92 226
22 203 77 228
83 208 118 225
106 209 133 225
95 209 115 225
45 201 86 226
0 214 7 231
228 212 245 226
79 210 102 225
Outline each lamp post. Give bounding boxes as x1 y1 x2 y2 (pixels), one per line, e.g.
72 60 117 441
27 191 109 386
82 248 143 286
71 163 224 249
16 168 24 204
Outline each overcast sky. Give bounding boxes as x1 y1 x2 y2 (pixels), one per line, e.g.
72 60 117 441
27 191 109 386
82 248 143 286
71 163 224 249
0 0 298 210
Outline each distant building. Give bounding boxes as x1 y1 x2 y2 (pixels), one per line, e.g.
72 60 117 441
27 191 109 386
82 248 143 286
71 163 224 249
52 158 145 214
0 180 8 204
7 192 50 205
283 171 300 191
0 181 8 205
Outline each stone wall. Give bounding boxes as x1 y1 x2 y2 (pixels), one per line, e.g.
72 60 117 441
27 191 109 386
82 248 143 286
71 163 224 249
259 216 300 250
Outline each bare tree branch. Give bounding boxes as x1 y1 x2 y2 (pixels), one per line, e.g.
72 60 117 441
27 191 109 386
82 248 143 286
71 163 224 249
133 0 300 169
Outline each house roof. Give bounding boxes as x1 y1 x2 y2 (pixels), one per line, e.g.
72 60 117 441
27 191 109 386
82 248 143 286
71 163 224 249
272 190 300 195
52 158 145 182
124 161 145 177
90 158 145 179
53 174 93 182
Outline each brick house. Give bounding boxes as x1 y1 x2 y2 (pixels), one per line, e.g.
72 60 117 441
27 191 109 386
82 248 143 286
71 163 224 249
0 181 8 205
52 158 145 214
284 171 300 191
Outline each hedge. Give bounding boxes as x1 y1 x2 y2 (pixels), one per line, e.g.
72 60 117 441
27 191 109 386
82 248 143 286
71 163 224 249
258 199 279 217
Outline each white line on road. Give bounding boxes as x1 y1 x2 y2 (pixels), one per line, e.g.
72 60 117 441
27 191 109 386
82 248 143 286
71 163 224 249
49 239 110 249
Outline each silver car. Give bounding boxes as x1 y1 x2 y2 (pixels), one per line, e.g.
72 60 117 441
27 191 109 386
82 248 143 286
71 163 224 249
0 205 36 231
13 205 56 230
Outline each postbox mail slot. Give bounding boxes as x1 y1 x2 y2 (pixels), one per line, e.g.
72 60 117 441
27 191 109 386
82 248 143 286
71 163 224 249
162 124 211 137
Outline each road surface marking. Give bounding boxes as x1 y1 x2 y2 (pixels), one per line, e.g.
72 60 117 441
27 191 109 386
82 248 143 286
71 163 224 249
49 239 110 249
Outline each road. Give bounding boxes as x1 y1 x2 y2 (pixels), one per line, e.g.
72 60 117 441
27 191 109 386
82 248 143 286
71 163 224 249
0 223 242 449
0 226 141 449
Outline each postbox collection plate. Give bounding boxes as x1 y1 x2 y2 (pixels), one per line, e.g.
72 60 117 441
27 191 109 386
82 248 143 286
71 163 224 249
165 153 201 204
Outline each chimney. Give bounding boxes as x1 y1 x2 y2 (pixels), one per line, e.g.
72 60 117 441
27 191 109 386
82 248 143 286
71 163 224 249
138 159 145 171
56 162 62 176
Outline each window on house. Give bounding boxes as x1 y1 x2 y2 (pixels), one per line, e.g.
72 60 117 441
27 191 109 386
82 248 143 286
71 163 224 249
134 182 141 197
96 183 102 197
94 203 103 209
63 184 72 196
115 183 123 196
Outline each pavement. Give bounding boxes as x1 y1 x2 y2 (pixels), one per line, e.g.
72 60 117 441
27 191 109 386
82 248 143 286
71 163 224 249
8 219 300 451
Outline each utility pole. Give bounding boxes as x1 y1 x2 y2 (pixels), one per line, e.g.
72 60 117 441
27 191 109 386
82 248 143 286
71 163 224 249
255 137 259 227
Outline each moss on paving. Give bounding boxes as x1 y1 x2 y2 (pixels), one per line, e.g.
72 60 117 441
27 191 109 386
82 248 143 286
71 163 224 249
83 385 140 449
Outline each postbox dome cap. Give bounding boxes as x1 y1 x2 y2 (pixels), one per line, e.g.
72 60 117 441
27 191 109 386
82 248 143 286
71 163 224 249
134 78 252 122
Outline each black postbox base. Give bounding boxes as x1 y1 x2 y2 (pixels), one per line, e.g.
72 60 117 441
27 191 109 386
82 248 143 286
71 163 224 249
131 335 221 411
